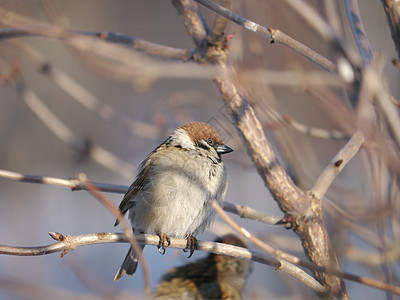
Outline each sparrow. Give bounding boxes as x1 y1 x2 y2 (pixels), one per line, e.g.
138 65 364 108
114 122 233 281
153 234 253 300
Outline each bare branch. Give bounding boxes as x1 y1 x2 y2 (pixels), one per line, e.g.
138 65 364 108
17 82 136 178
13 40 165 140
0 168 280 225
208 0 231 45
223 202 281 225
381 0 400 60
0 169 127 193
211 200 400 296
174 1 350 296
282 0 360 67
173 0 208 47
94 31 193 61
79 175 151 297
345 0 373 65
194 0 336 73
259 104 349 140
310 130 364 200
364 60 400 153
0 27 193 61
0 10 220 83
0 232 332 296
215 60 348 298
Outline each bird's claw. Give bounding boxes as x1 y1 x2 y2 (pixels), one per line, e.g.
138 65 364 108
157 233 171 255
183 235 198 258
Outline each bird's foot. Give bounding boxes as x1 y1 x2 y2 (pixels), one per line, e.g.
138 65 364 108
183 235 198 258
157 232 171 255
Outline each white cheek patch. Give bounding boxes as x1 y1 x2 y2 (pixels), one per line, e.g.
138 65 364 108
170 128 196 150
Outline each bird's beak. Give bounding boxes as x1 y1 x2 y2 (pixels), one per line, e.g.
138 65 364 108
217 144 233 154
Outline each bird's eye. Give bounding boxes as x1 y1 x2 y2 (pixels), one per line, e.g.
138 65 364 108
207 138 214 146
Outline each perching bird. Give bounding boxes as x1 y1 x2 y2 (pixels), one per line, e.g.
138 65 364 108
153 234 252 299
114 122 233 281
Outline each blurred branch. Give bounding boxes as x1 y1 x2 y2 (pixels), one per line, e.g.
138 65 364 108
172 0 208 47
345 0 373 65
194 0 336 73
239 69 343 87
0 168 281 226
210 200 400 296
262 107 349 140
310 130 364 200
208 0 231 45
16 81 136 178
94 31 193 61
322 1 342 36
363 59 400 153
0 27 193 61
179 0 349 297
381 0 400 60
13 41 164 140
282 0 360 66
214 68 348 298
281 0 363 86
0 231 330 295
0 10 222 83
79 175 151 297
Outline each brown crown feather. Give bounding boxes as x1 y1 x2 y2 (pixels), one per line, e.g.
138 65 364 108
180 122 223 144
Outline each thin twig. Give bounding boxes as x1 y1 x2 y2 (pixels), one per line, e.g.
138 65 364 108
260 104 349 140
282 0 359 66
310 130 364 200
345 0 373 65
208 0 232 45
0 232 329 296
380 0 400 60
17 81 136 178
194 0 336 73
78 175 151 298
0 168 280 226
365 60 400 153
13 40 164 140
210 200 400 296
0 11 221 82
0 27 193 61
239 69 343 87
173 0 208 48
223 202 281 225
178 1 347 296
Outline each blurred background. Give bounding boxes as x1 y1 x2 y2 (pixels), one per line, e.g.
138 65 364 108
0 1 399 299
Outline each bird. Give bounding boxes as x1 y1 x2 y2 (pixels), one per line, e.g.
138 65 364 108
114 122 233 281
153 234 253 299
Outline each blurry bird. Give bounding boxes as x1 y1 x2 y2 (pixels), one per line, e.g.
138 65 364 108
153 234 253 300
114 122 233 281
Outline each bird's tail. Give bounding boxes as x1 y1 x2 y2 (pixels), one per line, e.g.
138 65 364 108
114 245 145 281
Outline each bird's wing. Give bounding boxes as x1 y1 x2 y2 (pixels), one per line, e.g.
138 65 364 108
114 143 167 226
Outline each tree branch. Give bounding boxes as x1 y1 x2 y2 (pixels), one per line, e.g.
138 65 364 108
210 200 400 296
0 232 330 295
0 27 193 61
194 0 336 73
310 130 364 200
345 0 373 65
176 0 349 297
16 81 136 178
214 71 348 298
0 168 281 226
381 0 400 60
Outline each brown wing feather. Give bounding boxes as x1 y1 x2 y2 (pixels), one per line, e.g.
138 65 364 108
114 143 167 226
